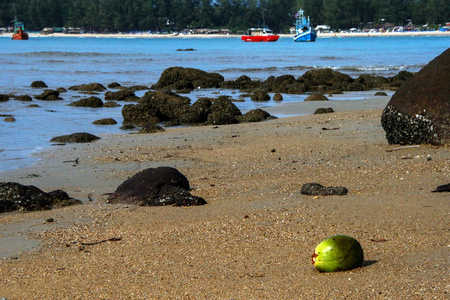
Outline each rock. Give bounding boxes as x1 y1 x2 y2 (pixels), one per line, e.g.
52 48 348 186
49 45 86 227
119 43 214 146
314 108 334 114
353 74 389 90
431 183 450 193
50 132 100 143
128 85 149 91
151 67 224 91
103 101 121 107
239 109 276 123
388 71 415 88
251 90 271 101
4 117 16 122
305 93 329 101
92 118 117 125
206 96 242 125
69 96 103 107
31 81 48 88
220 75 261 90
0 94 10 102
137 123 165 133
35 89 62 100
56 87 67 93
298 69 354 93
108 82 122 89
14 95 32 101
381 48 450 145
104 89 136 101
69 83 106 92
107 167 206 206
301 183 348 196
0 182 81 213
374 92 388 96
273 93 283 101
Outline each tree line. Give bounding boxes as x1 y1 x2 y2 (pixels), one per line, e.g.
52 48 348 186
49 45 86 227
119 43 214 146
1 0 449 33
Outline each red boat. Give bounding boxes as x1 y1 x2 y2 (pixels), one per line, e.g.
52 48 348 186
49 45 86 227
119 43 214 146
241 28 279 42
12 19 29 40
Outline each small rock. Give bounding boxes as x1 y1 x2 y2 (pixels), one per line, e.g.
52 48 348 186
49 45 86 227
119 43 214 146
301 183 348 196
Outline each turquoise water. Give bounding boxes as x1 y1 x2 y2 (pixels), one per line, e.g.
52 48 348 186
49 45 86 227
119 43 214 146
0 35 449 171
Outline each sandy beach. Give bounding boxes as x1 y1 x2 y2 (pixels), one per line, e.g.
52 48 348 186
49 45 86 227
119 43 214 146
0 95 448 298
20 30 450 39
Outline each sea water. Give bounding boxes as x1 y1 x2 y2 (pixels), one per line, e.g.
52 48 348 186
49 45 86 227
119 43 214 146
0 35 448 171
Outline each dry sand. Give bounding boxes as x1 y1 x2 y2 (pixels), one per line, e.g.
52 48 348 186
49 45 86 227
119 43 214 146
0 97 449 299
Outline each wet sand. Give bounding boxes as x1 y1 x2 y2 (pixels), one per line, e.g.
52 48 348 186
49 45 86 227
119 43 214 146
0 96 449 298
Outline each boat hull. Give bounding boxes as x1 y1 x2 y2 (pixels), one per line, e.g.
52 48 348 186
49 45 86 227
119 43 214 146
241 35 279 42
12 31 29 40
293 30 317 42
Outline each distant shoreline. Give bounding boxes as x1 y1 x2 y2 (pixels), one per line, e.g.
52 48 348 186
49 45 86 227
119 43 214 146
2 30 449 39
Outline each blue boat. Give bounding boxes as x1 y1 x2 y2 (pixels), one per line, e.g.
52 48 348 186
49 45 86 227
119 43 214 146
293 9 316 42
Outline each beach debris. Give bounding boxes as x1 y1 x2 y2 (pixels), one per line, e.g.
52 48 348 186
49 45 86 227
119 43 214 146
50 132 100 143
381 48 450 146
301 183 348 196
322 127 339 130
63 158 79 165
312 235 364 272
78 237 122 246
385 145 420 152
176 48 194 51
370 238 388 242
431 183 450 193
0 182 81 213
107 167 207 206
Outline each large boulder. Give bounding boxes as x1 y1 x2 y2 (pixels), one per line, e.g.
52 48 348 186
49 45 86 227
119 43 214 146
107 167 206 206
0 182 81 213
205 96 242 125
151 67 224 91
381 49 450 145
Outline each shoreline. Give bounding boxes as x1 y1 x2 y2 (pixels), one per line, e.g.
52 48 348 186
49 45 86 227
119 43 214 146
2 30 449 39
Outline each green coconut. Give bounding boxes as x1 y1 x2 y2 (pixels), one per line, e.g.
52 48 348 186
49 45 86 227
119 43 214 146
312 234 364 272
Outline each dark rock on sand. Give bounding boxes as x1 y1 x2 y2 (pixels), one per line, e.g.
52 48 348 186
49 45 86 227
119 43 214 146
305 93 329 101
301 183 348 196
31 81 48 88
104 89 136 101
206 97 242 125
381 48 450 145
0 182 81 213
151 67 224 91
35 89 62 100
92 118 117 125
69 96 104 107
50 132 100 143
431 183 450 193
137 123 165 133
107 167 206 206
239 109 276 123
69 83 106 92
314 108 334 114
14 95 32 101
